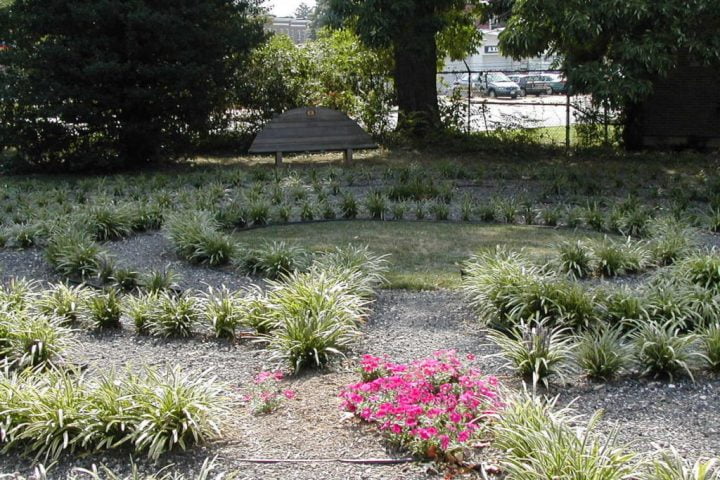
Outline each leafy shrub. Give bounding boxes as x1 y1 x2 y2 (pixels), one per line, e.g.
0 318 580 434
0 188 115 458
275 203 292 223
414 201 427 220
340 351 502 460
87 289 123 329
0 278 38 311
164 211 236 266
497 198 519 224
236 241 311 279
632 320 703 380
34 283 89 325
583 202 606 231
575 325 632 380
300 200 315 221
488 320 575 389
202 286 242 340
236 286 274 335
555 240 595 279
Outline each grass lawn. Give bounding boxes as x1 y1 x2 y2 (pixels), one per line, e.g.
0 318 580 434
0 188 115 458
235 221 609 290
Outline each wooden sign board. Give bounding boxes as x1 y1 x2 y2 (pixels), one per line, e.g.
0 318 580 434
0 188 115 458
249 107 378 166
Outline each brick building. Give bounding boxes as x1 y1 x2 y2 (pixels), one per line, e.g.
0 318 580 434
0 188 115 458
629 63 720 149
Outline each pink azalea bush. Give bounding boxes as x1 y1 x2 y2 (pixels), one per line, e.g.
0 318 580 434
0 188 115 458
340 351 503 460
243 370 297 414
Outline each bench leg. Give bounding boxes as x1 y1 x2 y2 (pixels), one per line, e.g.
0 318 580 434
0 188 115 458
275 151 283 167
343 148 353 165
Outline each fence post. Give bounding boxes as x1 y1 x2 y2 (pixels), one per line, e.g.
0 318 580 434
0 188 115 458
603 102 609 146
463 60 471 134
565 93 571 151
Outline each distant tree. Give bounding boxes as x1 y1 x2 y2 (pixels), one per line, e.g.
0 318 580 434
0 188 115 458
499 0 720 147
328 0 485 135
0 0 265 171
294 2 313 19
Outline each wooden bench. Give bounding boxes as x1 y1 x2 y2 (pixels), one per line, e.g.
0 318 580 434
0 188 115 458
248 107 378 166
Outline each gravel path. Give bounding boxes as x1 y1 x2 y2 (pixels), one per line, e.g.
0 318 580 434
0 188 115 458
1 240 719 478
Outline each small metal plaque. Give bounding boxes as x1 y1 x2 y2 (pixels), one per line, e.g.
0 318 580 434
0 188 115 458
306 108 317 118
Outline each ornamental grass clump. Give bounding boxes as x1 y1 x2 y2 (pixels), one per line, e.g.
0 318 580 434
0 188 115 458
675 249 720 292
555 240 595 279
0 367 226 462
34 283 89 325
164 211 235 266
312 245 389 298
86 289 123 329
646 447 720 480
574 325 633 381
593 237 651 277
146 292 199 338
45 229 104 279
1 314 74 369
83 205 134 241
506 279 599 330
339 351 502 461
632 320 704 380
648 217 698 266
236 241 311 280
495 394 638 480
202 286 242 340
461 248 548 329
261 271 367 371
139 268 181 293
488 320 575 389
700 323 720 373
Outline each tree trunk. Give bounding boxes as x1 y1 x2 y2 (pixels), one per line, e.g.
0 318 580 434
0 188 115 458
393 17 441 135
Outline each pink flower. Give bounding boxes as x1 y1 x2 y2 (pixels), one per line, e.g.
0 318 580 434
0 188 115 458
283 389 296 400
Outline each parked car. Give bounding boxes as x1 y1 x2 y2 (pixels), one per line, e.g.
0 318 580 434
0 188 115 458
546 73 568 94
509 74 554 96
476 72 520 99
448 74 483 97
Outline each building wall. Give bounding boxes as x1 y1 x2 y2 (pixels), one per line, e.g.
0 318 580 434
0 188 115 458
267 17 311 44
639 64 720 149
442 30 557 74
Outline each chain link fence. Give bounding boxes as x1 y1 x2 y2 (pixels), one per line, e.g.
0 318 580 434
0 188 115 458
437 68 619 148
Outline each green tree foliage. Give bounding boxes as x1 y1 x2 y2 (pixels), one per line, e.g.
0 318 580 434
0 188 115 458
498 0 720 146
294 2 313 19
237 29 394 138
327 0 484 134
0 0 266 171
